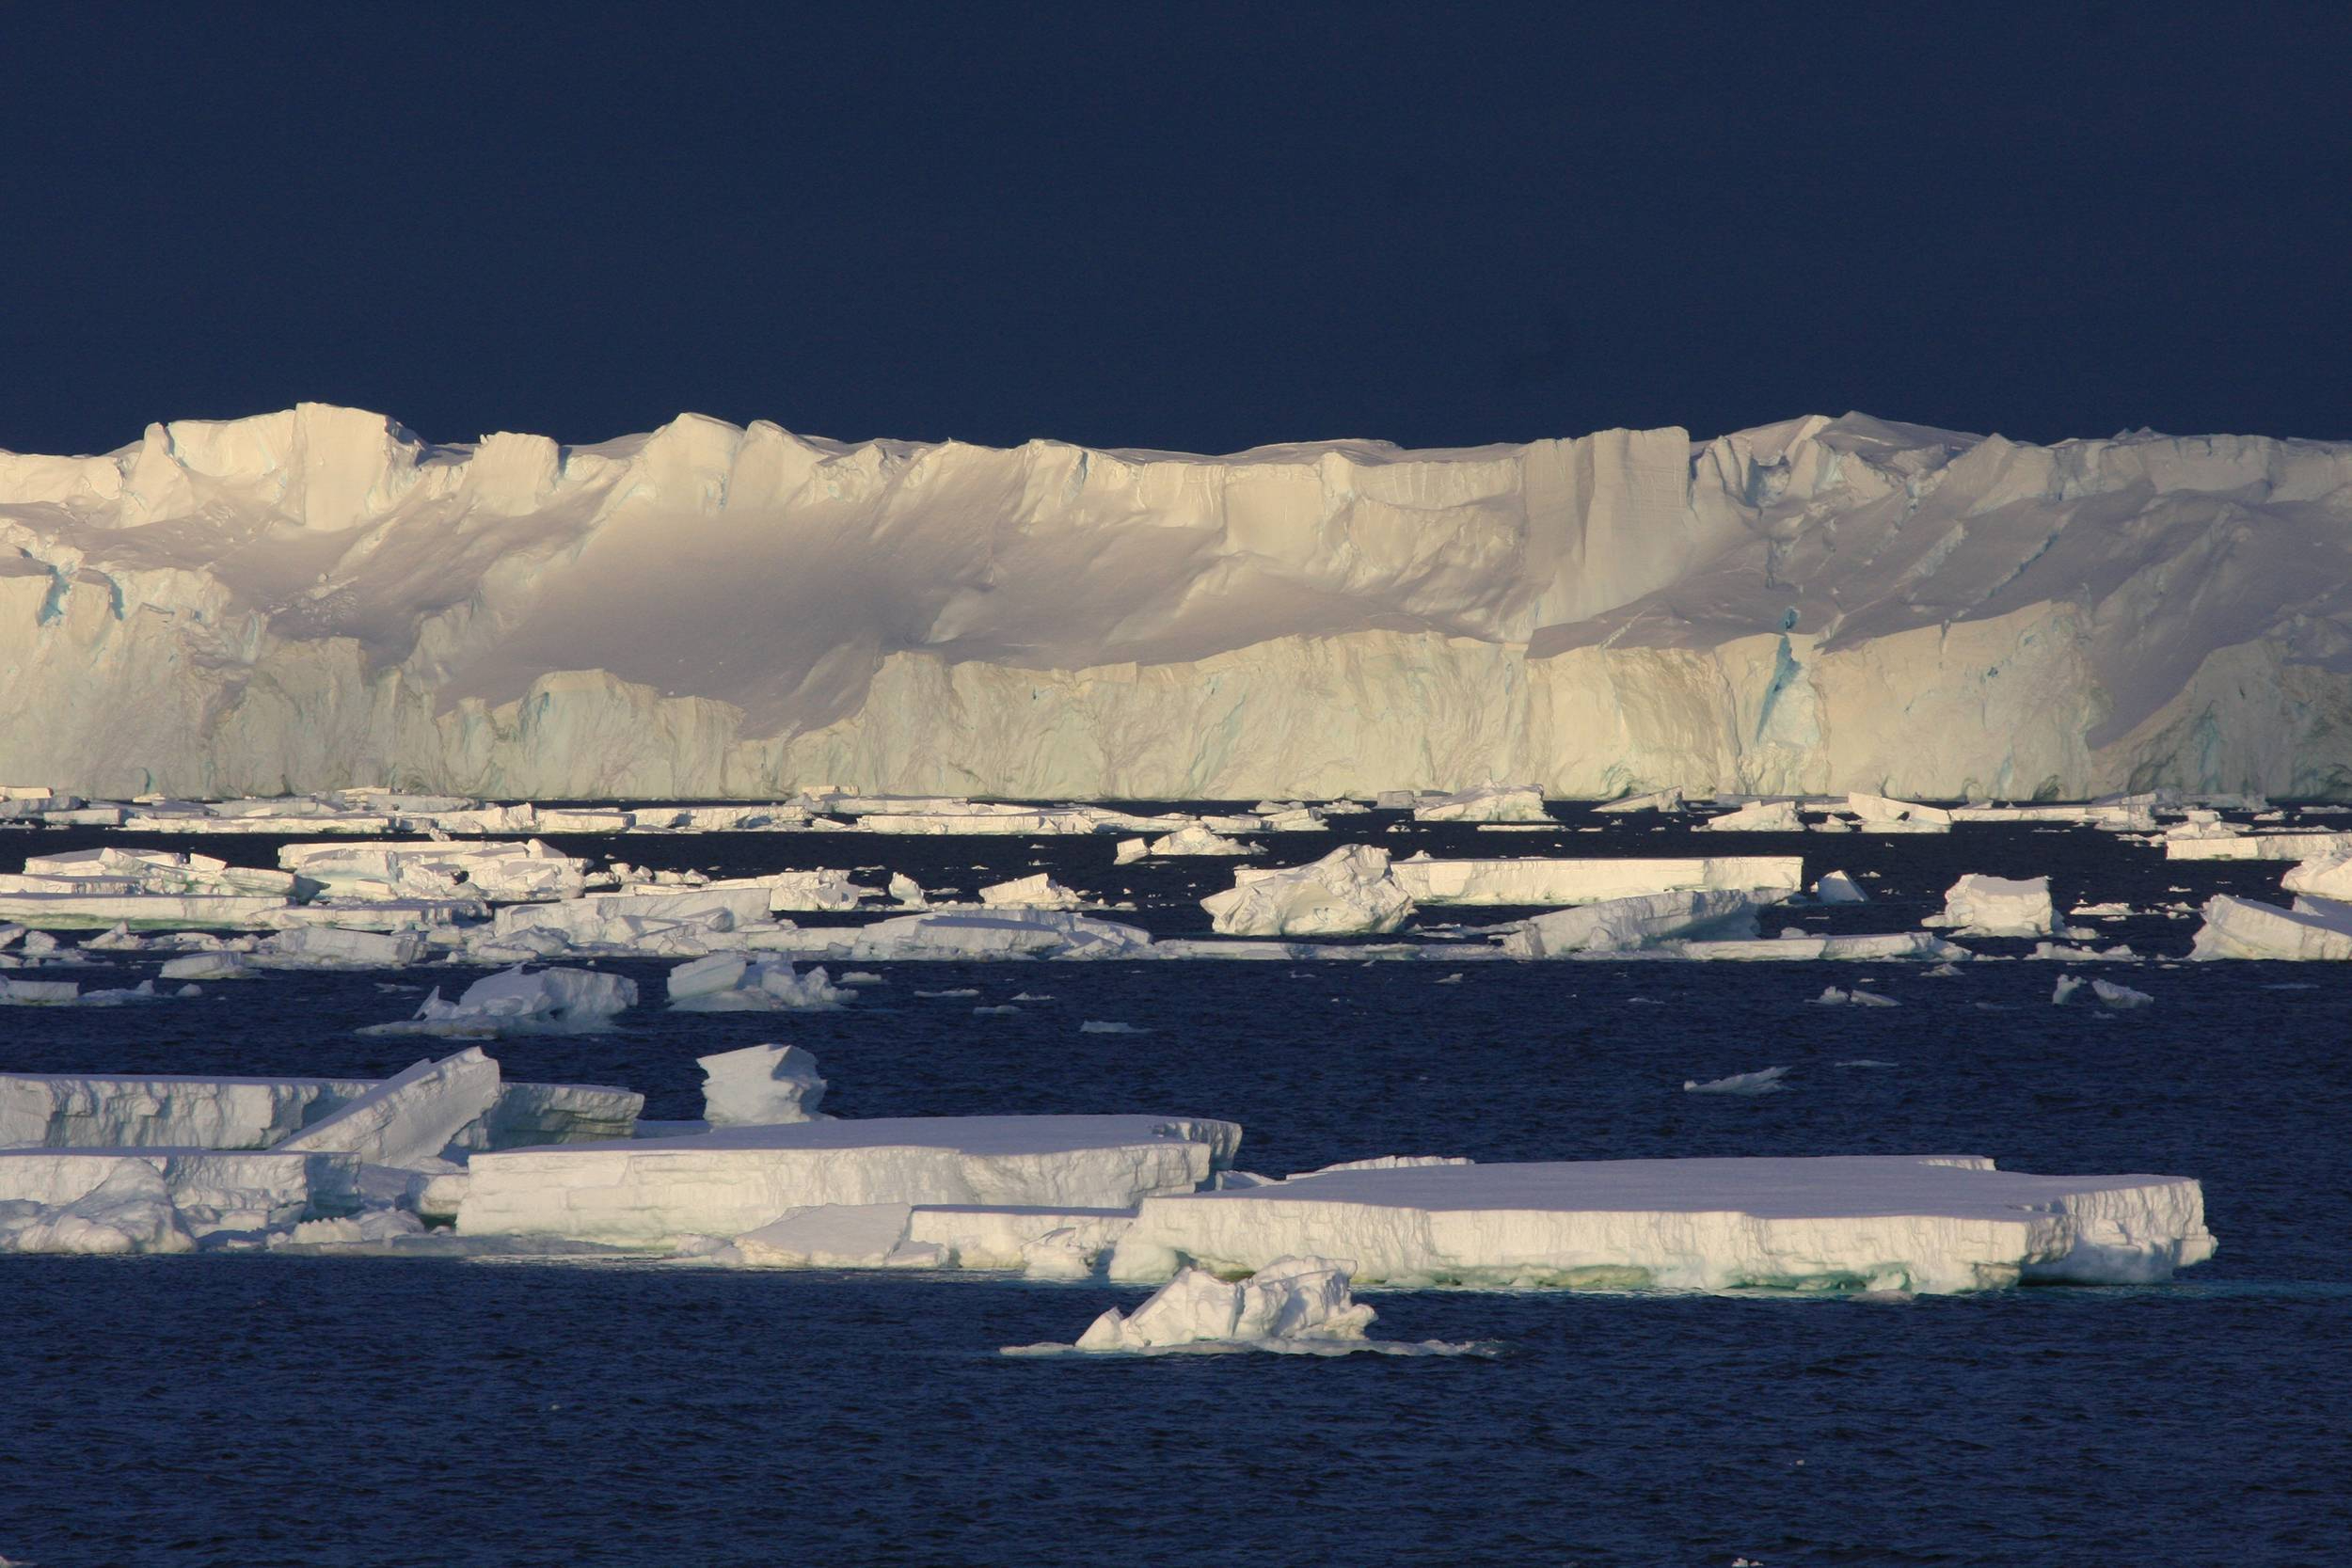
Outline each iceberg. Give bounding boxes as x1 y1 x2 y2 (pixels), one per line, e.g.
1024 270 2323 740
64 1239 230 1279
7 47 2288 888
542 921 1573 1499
1411 784 1550 824
698 1043 829 1126
1497 888 1772 957
977 873 1085 910
1200 845 1414 937
457 1114 1243 1243
11 407 2352 802
1701 800 1804 832
2188 895 2352 960
1142 825 1260 857
1104 1155 2217 1293
1926 874 2057 938
361 965 639 1037
276 1049 502 1168
1068 1256 1377 1353
667 955 850 1012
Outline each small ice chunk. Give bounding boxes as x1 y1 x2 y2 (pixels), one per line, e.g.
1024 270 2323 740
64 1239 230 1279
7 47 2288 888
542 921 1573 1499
1684 1066 1790 1095
1200 846 1413 937
360 965 638 1037
667 954 851 1012
977 873 1085 910
1702 800 1803 832
1080 1020 1144 1034
1814 987 1899 1007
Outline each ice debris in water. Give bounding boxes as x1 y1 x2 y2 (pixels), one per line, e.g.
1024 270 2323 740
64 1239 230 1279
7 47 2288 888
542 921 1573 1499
1814 987 1899 1007
2055 974 2153 1008
667 954 851 1012
1081 1021 1144 1034
1009 1256 1489 1357
1684 1066 1790 1096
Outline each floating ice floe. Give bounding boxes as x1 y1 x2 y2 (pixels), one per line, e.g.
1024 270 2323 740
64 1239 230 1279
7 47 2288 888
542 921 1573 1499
1925 874 2057 938
1701 800 1804 832
456 1114 1242 1243
277 1049 503 1168
1141 825 1261 857
1410 783 1549 824
2188 894 2352 959
2053 974 2153 1008
1683 1066 1791 1095
361 965 638 1037
1846 793 1953 832
1201 845 1415 937
977 873 1085 910
2280 856 2352 901
1814 987 1899 1007
1496 889 1772 958
2165 830 2352 862
1388 853 1801 907
1011 1255 1479 1357
278 839 589 902
0 1148 358 1254
1103 1155 2215 1293
1594 787 1684 815
667 955 851 1012
699 1043 829 1125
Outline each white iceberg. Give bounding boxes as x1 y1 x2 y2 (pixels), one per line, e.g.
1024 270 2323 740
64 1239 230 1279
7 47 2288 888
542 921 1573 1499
1411 784 1549 824
457 1114 1241 1244
1498 889 1771 958
1104 1155 2216 1293
977 873 1085 910
667 955 850 1012
1064 1256 1379 1354
1926 874 2056 938
276 1049 502 1169
361 965 639 1037
698 1043 829 1126
2187 894 2352 960
1200 846 1414 937
1701 800 1804 832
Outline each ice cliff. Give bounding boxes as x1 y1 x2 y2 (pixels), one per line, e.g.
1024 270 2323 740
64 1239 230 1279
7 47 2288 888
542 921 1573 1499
8 403 2352 799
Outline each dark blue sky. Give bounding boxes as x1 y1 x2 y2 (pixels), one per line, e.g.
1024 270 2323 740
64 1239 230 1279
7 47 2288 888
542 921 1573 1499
5 4 2347 456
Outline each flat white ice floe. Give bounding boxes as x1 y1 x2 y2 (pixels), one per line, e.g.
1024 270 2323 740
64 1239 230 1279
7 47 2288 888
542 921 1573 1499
1700 800 1804 832
1201 845 1414 937
1104 1155 2216 1293
1497 889 1772 957
778 910 1153 960
2188 894 2352 959
361 965 638 1037
457 1115 1242 1243
1846 793 1954 832
2165 830 2352 862
1388 853 1801 907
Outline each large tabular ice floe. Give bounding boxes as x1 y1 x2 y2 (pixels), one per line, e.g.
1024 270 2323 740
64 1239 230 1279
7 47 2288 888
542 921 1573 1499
2188 894 2352 960
1389 853 1801 906
1103 1156 2216 1293
457 1115 1244 1244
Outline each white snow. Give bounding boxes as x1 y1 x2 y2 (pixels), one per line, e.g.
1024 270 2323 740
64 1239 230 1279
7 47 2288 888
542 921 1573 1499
698 1044 829 1126
1106 1155 2216 1293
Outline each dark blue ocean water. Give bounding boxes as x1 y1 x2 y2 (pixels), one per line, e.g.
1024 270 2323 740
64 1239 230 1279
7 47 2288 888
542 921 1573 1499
2 807 2347 1565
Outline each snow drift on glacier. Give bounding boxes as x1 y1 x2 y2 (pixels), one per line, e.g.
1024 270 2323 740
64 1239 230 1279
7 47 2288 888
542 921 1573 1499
10 404 2352 799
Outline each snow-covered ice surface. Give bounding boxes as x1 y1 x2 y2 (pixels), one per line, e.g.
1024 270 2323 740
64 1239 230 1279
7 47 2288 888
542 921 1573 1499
1106 1156 2214 1293
15 407 2352 800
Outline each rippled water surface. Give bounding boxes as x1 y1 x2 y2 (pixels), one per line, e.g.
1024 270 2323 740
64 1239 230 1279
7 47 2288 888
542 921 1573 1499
2 806 2346 1564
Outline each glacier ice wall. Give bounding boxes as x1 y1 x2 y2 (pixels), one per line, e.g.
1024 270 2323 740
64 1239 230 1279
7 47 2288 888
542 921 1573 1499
6 403 2352 799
